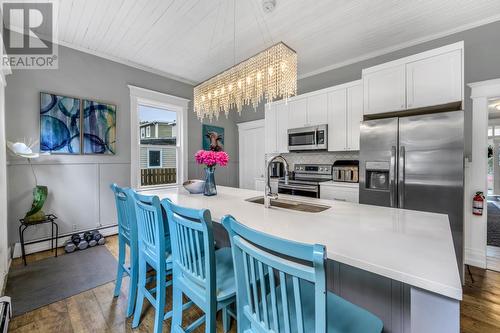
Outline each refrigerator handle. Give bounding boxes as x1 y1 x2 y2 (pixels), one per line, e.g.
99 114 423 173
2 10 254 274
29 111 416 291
390 146 397 207
399 146 406 208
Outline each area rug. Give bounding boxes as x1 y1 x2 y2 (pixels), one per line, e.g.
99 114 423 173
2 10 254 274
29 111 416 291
487 200 500 247
5 245 118 316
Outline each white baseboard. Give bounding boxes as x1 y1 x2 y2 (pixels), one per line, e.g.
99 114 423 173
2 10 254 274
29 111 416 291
465 247 487 269
0 257 11 295
12 226 118 258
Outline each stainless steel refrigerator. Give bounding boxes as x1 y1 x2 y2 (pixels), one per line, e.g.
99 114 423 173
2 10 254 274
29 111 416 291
359 110 464 280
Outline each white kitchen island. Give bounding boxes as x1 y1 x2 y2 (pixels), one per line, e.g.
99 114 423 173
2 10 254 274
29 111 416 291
142 186 462 333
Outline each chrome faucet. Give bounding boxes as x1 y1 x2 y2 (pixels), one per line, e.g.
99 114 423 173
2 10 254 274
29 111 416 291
264 155 289 208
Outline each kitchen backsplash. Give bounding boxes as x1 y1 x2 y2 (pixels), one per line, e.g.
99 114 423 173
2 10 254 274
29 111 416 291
266 151 359 168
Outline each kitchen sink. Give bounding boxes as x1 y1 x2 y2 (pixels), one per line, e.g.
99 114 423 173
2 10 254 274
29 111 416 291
245 196 330 213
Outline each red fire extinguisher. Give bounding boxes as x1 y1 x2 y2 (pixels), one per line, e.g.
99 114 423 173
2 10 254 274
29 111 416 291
473 191 485 216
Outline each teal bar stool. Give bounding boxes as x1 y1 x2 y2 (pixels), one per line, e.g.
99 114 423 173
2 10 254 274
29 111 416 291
131 192 174 333
161 199 236 333
222 215 384 333
110 184 138 318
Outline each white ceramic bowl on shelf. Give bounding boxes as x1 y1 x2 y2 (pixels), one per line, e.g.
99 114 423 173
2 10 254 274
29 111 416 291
183 180 205 194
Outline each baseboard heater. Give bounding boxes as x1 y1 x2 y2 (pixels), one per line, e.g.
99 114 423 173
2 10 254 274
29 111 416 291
0 296 11 333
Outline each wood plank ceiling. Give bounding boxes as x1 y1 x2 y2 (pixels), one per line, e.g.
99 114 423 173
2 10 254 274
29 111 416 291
26 0 500 83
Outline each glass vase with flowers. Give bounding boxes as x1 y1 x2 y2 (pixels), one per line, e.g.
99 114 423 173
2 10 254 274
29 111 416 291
194 150 229 196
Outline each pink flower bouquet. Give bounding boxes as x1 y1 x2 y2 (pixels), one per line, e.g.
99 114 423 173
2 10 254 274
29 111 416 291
195 150 229 168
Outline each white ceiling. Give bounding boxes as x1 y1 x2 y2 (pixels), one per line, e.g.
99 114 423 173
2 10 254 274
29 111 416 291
33 0 500 83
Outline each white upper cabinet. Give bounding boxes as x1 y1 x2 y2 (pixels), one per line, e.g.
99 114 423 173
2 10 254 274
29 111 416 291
264 103 277 154
406 49 462 109
276 102 289 153
362 42 464 116
264 101 289 154
307 93 328 126
327 89 347 151
363 64 406 115
327 81 363 152
288 98 308 129
347 84 363 151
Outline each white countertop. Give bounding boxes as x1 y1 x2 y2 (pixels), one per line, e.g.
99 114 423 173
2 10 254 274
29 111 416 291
320 181 359 188
142 186 462 300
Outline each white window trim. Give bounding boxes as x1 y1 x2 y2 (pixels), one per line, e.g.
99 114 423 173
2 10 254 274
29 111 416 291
129 85 189 189
147 148 163 169
140 127 145 138
146 126 151 137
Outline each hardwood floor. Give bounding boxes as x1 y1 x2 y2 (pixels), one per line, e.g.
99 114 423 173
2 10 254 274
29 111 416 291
8 236 233 333
7 235 500 332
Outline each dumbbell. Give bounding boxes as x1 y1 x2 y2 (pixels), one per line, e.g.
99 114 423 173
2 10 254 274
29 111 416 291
71 233 81 245
92 230 106 245
84 231 97 247
63 239 76 253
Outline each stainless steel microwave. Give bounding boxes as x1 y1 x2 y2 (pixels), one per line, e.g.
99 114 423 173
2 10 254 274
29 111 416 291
287 125 328 151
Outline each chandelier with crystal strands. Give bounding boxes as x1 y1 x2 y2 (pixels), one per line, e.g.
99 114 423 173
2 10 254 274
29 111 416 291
194 42 297 120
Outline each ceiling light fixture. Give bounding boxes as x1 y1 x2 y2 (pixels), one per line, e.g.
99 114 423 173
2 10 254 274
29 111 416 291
194 0 297 120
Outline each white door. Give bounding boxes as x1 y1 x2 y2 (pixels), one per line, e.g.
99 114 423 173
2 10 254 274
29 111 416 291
363 64 406 115
264 104 277 154
288 98 308 129
327 89 347 151
276 102 289 153
307 93 328 126
239 121 265 190
406 50 462 109
347 84 363 150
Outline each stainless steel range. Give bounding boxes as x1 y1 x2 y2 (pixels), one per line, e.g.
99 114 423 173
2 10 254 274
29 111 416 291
278 164 332 198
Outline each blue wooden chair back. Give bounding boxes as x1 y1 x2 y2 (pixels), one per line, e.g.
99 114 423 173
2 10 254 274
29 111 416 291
222 215 327 333
162 199 215 307
133 192 169 267
110 183 136 246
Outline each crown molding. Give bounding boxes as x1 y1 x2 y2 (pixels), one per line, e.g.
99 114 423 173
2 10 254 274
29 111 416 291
298 14 500 80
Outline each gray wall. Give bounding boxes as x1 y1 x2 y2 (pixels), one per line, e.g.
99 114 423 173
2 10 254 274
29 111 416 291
5 43 237 245
232 19 500 158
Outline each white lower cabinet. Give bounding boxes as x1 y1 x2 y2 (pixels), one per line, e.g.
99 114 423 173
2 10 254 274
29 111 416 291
255 178 278 193
320 183 359 203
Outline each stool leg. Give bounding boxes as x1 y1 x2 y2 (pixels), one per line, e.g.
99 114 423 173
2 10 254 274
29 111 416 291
132 256 147 328
54 222 58 257
153 270 166 333
19 225 27 266
222 306 230 333
171 285 183 333
126 248 138 317
51 222 54 253
114 237 126 297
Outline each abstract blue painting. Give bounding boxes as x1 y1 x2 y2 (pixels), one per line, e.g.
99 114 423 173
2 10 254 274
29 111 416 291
40 92 81 154
82 99 116 154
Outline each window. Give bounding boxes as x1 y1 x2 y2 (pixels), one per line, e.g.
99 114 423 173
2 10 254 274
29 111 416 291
148 149 162 168
141 127 145 138
130 84 188 189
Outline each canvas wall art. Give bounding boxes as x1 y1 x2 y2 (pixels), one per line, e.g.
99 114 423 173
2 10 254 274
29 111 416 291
40 92 81 154
202 124 224 151
82 99 117 154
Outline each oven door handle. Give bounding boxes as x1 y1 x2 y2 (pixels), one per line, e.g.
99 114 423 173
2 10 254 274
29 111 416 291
278 184 318 192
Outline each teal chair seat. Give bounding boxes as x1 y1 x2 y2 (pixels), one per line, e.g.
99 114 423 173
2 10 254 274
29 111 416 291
258 280 383 333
